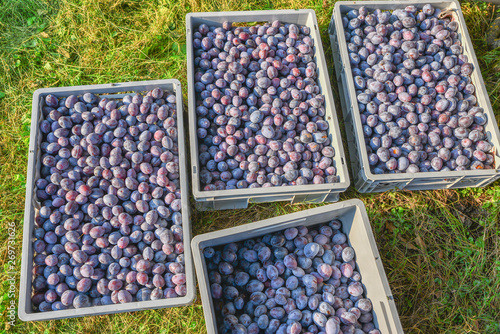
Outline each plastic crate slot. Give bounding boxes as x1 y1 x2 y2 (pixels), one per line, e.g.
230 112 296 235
396 181 411 190
212 198 248 210
379 300 394 334
324 192 340 203
328 18 336 34
446 176 465 188
344 107 353 122
477 176 498 187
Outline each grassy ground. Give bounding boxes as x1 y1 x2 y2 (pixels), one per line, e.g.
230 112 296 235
0 0 499 333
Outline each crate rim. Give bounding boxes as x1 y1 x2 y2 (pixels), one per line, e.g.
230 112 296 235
19 79 196 321
186 8 317 20
331 0 500 185
186 9 351 205
191 198 403 334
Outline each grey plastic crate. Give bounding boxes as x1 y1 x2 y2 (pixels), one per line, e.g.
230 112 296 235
329 0 500 193
19 80 196 321
191 199 403 333
186 10 350 211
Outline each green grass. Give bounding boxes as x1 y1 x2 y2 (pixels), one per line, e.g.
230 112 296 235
1 0 499 333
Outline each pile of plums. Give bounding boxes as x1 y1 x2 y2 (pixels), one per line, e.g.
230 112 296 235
343 4 495 173
204 220 380 334
32 88 187 312
193 20 340 190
